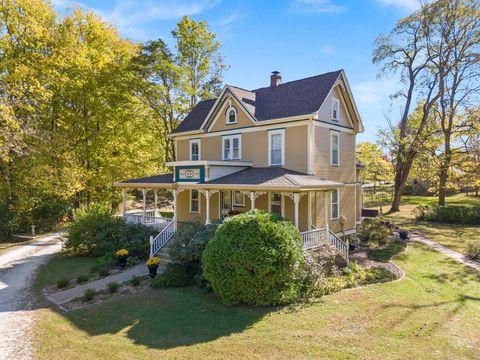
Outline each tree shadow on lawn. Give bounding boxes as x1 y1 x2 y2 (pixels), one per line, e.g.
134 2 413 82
60 286 275 350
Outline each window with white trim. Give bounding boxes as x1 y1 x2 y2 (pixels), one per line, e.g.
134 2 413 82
331 189 339 220
222 135 241 160
190 139 200 161
226 106 237 124
268 129 284 166
233 191 244 207
332 98 339 121
190 190 199 213
331 131 340 166
270 192 282 216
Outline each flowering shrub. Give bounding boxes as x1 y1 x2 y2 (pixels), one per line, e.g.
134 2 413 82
146 257 160 267
115 249 128 257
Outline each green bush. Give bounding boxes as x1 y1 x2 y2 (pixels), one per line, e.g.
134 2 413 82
107 282 120 294
154 220 220 288
414 205 480 225
0 203 17 239
130 275 142 287
56 278 70 289
466 241 480 260
202 210 305 306
82 288 97 302
65 203 155 258
357 218 390 247
76 274 89 284
23 195 70 232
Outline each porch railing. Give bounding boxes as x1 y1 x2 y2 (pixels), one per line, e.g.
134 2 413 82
150 218 176 257
300 228 349 264
123 211 171 230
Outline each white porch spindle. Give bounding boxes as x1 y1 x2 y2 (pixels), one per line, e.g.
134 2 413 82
142 189 147 224
293 193 300 229
205 190 211 224
250 191 255 210
122 188 126 217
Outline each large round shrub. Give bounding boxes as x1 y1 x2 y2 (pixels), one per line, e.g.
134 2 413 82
202 210 305 306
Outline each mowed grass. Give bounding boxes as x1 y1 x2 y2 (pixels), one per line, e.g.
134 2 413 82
375 194 480 255
34 243 480 360
33 255 96 291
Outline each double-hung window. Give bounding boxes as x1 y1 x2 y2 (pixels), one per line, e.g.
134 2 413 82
223 135 241 160
270 192 282 216
331 131 340 166
190 139 200 161
268 129 284 166
332 98 339 121
190 190 199 213
331 189 339 220
233 191 244 207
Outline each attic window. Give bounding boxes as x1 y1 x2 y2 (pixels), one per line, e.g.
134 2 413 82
226 106 237 124
332 98 339 121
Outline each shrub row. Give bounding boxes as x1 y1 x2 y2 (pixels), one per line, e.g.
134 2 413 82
414 205 480 225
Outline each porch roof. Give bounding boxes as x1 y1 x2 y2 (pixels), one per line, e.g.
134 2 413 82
114 167 344 191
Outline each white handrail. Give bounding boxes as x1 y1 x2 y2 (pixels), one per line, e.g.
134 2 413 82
328 230 349 265
150 219 176 257
300 228 349 265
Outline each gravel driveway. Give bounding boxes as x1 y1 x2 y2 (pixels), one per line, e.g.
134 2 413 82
0 234 63 360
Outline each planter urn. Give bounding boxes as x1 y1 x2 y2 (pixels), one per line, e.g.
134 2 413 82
399 230 409 240
117 255 128 269
148 265 159 278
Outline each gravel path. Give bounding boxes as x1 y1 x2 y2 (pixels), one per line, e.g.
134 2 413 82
0 234 63 360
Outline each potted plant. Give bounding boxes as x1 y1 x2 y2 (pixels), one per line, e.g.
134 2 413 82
146 257 160 278
348 238 357 252
399 230 409 240
116 249 129 269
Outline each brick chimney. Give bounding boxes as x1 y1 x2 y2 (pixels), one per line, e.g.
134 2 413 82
270 71 281 87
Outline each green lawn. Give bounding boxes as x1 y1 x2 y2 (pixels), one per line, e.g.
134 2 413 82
34 243 480 359
33 255 96 291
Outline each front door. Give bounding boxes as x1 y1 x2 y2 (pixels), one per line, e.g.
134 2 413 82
220 191 232 219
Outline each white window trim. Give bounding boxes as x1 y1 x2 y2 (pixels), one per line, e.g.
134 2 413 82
190 189 200 214
330 131 340 166
268 192 285 217
222 134 241 160
225 105 237 124
189 139 201 161
332 97 340 121
331 189 340 220
268 129 285 166
233 191 245 207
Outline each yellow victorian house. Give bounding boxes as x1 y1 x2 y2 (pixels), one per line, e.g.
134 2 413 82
115 70 364 260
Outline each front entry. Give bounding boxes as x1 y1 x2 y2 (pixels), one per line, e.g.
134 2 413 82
220 191 232 219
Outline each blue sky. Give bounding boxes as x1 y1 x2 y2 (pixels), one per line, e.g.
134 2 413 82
52 0 423 143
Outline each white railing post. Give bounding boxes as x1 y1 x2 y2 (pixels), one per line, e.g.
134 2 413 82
149 235 153 258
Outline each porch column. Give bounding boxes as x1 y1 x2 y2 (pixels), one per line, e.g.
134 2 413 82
154 190 158 217
172 189 177 220
205 190 211 225
293 193 300 229
324 191 330 234
122 188 126 217
250 191 255 210
142 188 147 224
307 191 312 230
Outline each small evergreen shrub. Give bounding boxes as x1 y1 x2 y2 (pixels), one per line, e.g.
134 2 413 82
414 205 480 225
202 210 305 306
150 263 191 288
130 275 141 287
57 278 70 289
357 218 390 247
82 288 96 302
466 241 480 260
107 282 120 294
76 274 89 284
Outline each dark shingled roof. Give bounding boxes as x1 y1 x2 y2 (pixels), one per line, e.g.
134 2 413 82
117 174 174 185
205 167 343 188
172 70 342 134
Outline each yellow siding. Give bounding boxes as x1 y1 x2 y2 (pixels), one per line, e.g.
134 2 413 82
208 96 255 132
317 86 353 129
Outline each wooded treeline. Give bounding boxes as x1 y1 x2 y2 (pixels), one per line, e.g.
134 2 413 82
372 0 479 211
0 0 226 236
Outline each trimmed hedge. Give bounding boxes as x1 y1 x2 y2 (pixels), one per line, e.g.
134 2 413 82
202 210 305 306
414 205 480 225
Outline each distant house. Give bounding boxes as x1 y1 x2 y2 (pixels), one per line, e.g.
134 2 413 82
115 70 364 258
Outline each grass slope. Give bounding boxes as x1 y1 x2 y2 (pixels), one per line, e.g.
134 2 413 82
34 243 480 360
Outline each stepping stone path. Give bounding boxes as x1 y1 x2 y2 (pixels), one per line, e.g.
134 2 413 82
410 233 480 272
47 263 163 305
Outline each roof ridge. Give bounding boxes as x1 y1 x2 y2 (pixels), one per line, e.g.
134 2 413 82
252 69 343 92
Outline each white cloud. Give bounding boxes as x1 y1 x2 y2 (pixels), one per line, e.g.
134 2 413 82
290 0 346 14
220 12 240 27
320 44 336 55
352 79 398 105
377 0 423 11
